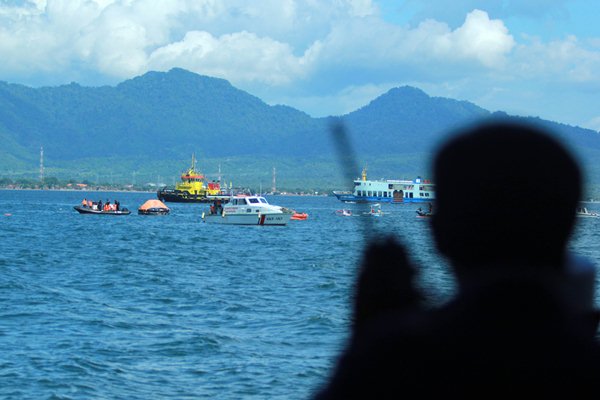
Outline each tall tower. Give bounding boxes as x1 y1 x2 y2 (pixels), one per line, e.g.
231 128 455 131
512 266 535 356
39 146 45 187
272 166 276 193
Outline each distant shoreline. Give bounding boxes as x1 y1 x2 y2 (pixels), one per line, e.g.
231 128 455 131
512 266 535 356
0 187 154 194
0 187 331 197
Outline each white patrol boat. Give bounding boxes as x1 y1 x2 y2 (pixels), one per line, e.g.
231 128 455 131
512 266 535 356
201 195 293 225
333 167 435 204
576 206 600 218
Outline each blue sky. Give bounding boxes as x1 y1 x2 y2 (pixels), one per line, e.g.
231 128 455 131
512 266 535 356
2 0 600 130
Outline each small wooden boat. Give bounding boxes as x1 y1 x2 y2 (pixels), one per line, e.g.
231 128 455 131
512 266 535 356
416 209 433 218
336 209 352 217
364 204 383 217
416 203 434 218
290 211 308 220
74 206 131 215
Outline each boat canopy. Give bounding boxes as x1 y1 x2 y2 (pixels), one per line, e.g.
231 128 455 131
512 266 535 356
139 199 169 211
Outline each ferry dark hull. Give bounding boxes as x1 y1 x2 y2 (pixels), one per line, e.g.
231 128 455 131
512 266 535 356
333 192 431 204
157 188 230 203
333 192 404 203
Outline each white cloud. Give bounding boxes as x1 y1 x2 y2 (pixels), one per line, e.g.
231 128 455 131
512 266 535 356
450 9 515 67
398 0 571 27
309 8 514 82
511 35 600 85
2 1 600 128
147 30 315 85
0 2 514 84
0 0 374 82
585 116 600 132
347 0 378 17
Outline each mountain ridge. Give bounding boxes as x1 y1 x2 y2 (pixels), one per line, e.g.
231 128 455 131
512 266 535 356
1 68 599 193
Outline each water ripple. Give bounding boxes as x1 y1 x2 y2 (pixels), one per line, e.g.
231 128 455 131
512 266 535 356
2 190 598 399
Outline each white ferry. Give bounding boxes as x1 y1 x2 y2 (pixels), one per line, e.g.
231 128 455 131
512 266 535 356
333 167 435 204
201 195 293 225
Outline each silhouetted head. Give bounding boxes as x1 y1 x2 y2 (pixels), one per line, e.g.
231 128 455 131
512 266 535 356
431 120 581 274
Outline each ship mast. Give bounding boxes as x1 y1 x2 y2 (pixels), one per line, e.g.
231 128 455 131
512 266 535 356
272 166 276 193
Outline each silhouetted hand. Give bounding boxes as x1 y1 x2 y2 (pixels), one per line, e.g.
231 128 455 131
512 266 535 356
352 235 423 332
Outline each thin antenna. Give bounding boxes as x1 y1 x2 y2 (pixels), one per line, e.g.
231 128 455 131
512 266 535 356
272 166 276 194
39 146 44 188
330 119 374 240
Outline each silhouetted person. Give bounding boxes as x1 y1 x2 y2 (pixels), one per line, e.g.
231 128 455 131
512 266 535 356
351 236 422 335
314 120 600 398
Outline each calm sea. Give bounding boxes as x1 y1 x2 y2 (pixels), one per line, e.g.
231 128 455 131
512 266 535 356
1 190 599 399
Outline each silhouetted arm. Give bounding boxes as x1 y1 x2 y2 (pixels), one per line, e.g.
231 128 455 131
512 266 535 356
352 235 423 333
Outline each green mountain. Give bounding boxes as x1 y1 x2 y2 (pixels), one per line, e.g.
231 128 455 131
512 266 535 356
1 68 599 194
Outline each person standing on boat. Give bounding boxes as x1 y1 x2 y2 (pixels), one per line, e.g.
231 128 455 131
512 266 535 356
81 198 88 208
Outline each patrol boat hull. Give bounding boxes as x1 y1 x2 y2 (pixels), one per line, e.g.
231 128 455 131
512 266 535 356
201 195 292 226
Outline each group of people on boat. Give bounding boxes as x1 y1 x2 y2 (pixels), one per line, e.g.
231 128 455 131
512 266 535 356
81 198 121 212
369 204 383 216
416 202 434 217
209 200 223 215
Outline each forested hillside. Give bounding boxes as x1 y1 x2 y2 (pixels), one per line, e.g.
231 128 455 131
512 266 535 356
1 68 599 194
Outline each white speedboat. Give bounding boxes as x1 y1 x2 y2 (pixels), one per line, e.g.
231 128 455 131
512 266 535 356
201 195 293 225
576 206 599 218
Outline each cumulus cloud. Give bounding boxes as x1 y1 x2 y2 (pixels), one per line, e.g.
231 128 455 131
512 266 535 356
0 2 514 84
147 30 316 85
512 35 600 84
2 1 600 128
0 0 377 84
399 0 571 28
312 9 514 80
449 9 515 67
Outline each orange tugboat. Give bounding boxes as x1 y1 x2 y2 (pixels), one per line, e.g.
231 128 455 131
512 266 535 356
157 154 231 203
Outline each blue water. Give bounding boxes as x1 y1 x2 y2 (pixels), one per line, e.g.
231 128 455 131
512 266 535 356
1 190 599 399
